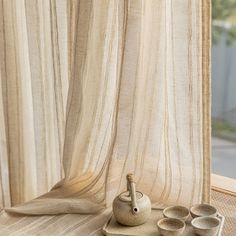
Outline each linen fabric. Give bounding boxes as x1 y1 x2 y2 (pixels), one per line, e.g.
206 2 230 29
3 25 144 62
0 0 68 208
0 0 211 217
1 190 233 236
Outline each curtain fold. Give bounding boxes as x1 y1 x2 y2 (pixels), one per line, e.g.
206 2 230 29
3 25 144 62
0 0 211 215
0 0 68 207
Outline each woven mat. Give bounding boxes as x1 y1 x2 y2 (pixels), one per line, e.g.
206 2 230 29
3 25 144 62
212 190 236 236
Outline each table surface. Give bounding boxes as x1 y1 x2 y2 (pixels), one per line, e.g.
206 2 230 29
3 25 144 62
211 174 236 236
0 177 235 236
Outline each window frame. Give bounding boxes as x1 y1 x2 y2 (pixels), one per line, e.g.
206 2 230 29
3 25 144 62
212 174 236 196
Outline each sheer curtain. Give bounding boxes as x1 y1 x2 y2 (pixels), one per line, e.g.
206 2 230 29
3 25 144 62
0 0 68 208
0 0 210 217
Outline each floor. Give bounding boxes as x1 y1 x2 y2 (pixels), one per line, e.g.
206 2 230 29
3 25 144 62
212 136 236 179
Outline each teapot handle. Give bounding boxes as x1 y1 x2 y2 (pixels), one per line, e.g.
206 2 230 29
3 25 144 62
126 173 139 214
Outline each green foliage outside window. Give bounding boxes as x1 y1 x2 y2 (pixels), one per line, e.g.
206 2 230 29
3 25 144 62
212 0 236 45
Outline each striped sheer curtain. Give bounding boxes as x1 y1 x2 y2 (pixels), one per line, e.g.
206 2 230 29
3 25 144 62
0 0 210 216
0 0 68 207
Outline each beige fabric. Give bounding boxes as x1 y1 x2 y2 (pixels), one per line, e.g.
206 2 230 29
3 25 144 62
0 209 109 236
0 190 232 236
0 0 211 217
0 0 68 207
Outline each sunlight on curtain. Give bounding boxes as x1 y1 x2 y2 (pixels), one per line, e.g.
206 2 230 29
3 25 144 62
0 0 210 217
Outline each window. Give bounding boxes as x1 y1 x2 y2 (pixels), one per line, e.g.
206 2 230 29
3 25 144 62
212 0 236 180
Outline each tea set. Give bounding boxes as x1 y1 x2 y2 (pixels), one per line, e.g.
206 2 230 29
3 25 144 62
111 173 221 236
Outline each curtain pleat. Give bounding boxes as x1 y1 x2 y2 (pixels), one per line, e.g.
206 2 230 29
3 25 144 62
0 0 68 206
0 0 210 216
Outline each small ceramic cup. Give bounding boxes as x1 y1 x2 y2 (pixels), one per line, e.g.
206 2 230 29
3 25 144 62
157 218 185 236
191 216 220 236
163 206 190 222
190 204 217 219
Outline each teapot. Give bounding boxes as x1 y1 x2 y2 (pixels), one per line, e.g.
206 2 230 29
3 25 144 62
112 173 151 226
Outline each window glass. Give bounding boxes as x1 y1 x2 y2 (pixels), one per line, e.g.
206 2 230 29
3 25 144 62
212 0 236 179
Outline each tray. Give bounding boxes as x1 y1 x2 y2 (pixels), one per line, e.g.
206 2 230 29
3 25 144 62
102 208 225 236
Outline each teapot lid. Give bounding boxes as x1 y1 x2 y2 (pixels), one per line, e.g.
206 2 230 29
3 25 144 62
119 191 143 202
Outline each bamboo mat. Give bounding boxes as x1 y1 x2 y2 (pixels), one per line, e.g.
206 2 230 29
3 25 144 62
212 189 236 236
0 190 234 236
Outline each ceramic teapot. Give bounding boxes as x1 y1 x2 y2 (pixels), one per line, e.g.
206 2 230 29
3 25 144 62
112 173 151 226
